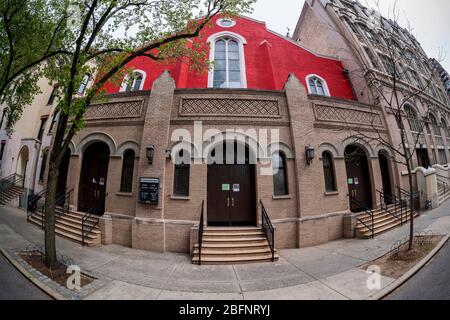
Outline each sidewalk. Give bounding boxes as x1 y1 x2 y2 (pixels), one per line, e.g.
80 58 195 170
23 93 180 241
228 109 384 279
1 202 450 300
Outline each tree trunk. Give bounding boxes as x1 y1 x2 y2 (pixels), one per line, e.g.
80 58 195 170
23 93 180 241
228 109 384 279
44 157 59 268
405 149 415 251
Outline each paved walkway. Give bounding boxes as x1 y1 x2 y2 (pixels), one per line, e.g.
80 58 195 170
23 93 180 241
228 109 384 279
0 202 449 300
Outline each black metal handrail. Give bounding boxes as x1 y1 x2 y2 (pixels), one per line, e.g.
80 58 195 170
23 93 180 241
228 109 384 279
55 189 73 218
27 189 46 220
348 194 375 238
31 189 68 228
377 189 403 224
82 193 108 247
260 201 275 262
0 174 24 203
197 200 204 265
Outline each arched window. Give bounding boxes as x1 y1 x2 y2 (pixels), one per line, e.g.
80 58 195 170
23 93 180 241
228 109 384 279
272 152 288 196
39 149 49 182
78 74 90 94
173 149 190 196
404 104 421 133
213 38 242 88
322 151 337 192
429 114 441 136
441 118 450 138
306 75 330 96
120 71 145 92
120 150 135 193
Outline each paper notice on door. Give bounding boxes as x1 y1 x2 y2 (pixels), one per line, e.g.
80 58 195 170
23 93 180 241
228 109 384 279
354 178 359 185
233 184 240 192
92 178 97 184
222 184 230 191
99 178 105 186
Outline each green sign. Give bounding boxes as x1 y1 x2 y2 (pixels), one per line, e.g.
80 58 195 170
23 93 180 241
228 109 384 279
222 184 230 191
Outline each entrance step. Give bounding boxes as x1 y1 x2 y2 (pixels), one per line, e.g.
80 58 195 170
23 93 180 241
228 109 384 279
0 185 25 205
355 206 418 239
192 227 278 265
27 209 101 247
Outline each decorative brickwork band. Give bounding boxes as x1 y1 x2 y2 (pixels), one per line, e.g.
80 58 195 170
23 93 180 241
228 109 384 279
314 104 383 127
85 100 143 120
179 98 281 117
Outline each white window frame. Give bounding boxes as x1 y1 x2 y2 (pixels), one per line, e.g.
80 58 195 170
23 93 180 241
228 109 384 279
217 18 236 28
119 69 147 93
305 74 330 96
207 31 247 89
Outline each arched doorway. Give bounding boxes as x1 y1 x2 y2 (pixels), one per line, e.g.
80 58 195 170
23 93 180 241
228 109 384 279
207 141 256 226
16 146 29 187
378 150 393 204
345 145 373 212
78 142 110 214
56 149 71 196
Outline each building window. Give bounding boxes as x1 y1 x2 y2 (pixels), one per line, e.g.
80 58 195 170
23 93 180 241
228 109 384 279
48 111 60 133
213 38 242 88
441 118 450 138
364 47 378 69
404 104 421 133
0 140 5 162
381 55 395 76
120 71 145 92
217 18 236 28
78 74 90 95
306 75 330 96
37 118 47 141
438 150 447 165
120 150 135 193
39 149 48 182
47 86 59 105
0 109 6 130
322 151 337 192
272 152 288 196
429 114 441 136
173 150 190 196
343 17 359 34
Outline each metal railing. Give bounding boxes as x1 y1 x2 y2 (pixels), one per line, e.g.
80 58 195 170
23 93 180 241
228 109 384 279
27 189 46 218
377 189 404 225
436 174 449 195
396 186 420 214
260 201 275 262
55 189 73 218
197 200 205 265
28 189 72 229
0 174 24 203
348 194 375 238
82 193 108 247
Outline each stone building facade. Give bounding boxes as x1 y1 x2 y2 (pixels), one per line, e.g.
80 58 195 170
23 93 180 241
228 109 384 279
294 0 450 202
1 10 449 255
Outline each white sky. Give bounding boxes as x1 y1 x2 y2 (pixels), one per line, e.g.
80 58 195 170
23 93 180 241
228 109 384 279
250 0 450 71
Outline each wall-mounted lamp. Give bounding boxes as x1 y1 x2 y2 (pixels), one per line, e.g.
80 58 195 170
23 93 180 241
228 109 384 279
146 144 155 164
305 145 315 165
165 148 172 159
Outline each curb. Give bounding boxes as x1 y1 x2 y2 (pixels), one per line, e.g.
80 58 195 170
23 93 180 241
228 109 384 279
368 233 450 300
0 246 66 300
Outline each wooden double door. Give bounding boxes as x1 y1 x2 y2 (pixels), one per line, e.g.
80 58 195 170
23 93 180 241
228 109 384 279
78 142 110 215
207 164 256 226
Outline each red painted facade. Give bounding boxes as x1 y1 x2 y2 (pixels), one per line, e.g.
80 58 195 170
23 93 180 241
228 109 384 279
103 15 356 100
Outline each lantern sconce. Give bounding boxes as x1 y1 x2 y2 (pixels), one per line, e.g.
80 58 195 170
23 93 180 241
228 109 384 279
305 145 315 165
146 144 155 164
165 148 172 159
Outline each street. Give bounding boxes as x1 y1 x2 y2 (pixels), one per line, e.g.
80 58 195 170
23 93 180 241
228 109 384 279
386 240 450 300
0 253 50 300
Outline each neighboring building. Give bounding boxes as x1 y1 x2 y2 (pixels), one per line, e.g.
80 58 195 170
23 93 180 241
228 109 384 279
1 11 449 263
430 58 450 100
294 0 450 173
0 74 93 207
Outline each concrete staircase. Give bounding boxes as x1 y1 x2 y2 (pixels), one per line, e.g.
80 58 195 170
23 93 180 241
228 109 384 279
356 204 418 239
438 183 450 204
192 227 279 265
0 184 25 205
28 208 101 246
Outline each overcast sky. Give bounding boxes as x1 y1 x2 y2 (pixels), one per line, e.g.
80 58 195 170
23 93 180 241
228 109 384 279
249 0 450 71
